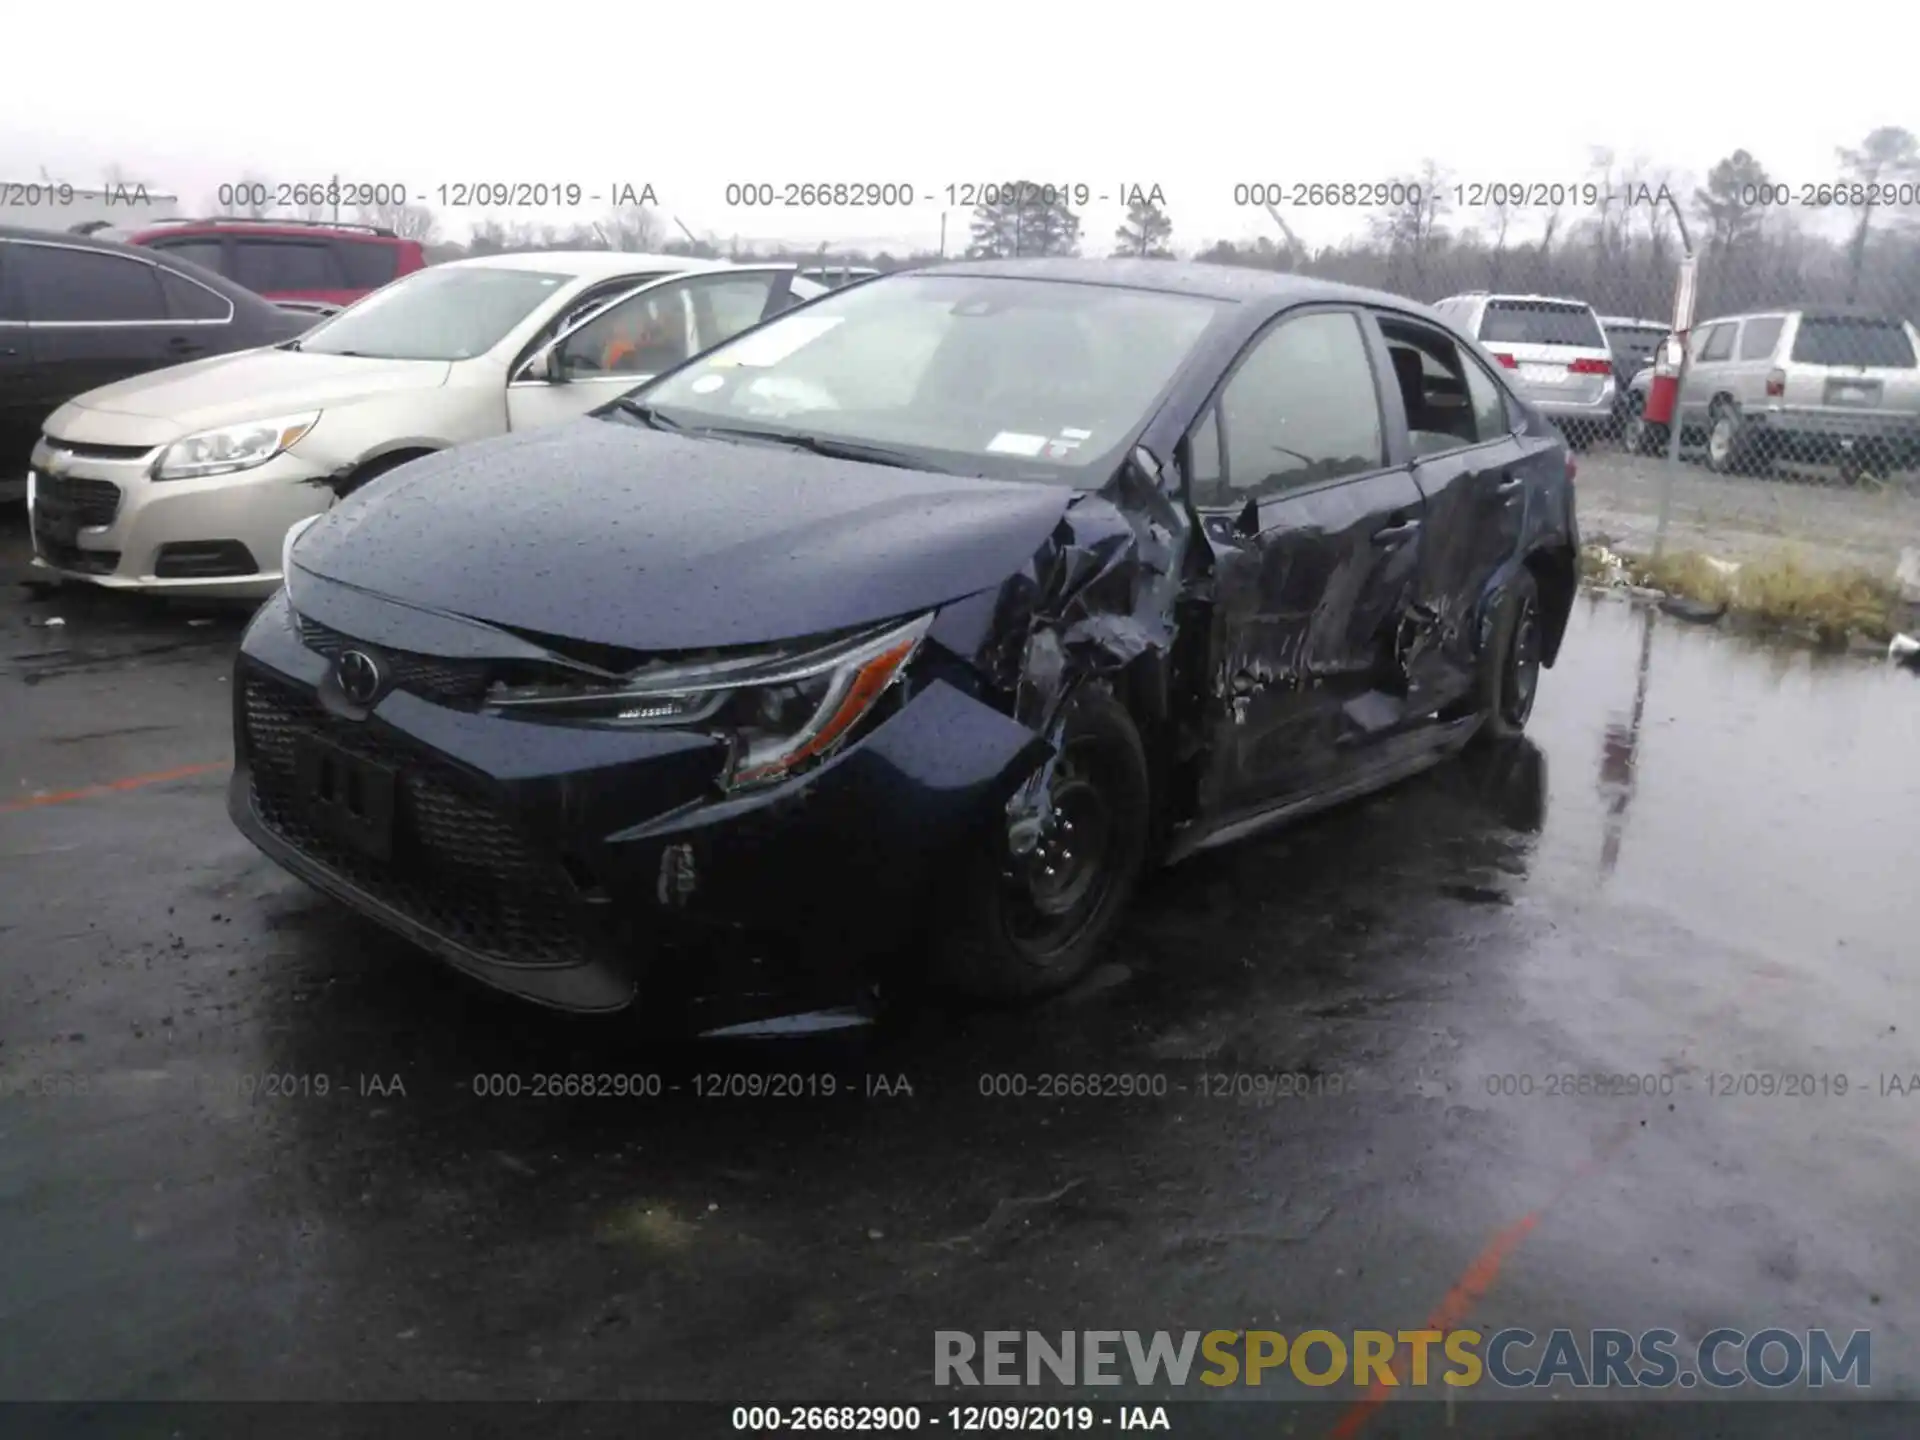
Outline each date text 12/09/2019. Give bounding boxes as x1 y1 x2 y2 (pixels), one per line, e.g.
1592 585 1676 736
212 181 658 212
1232 181 1681 209
731 1405 1170 1431
718 183 1167 210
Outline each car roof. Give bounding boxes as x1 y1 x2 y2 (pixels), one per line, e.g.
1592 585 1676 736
904 256 1427 311
433 250 746 279
0 223 172 253
126 218 413 242
1455 291 1599 308
0 223 287 313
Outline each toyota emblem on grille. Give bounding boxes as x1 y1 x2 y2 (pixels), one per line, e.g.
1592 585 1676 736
335 649 386 706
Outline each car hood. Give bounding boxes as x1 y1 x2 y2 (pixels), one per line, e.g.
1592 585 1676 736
294 421 1077 651
47 347 453 447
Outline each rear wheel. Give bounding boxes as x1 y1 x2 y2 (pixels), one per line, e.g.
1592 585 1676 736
1705 402 1761 475
1469 568 1543 743
932 687 1151 1002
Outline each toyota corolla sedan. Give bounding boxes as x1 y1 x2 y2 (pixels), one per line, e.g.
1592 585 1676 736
231 259 1577 1022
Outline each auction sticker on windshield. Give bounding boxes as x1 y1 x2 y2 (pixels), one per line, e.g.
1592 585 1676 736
707 315 844 368
986 432 1049 457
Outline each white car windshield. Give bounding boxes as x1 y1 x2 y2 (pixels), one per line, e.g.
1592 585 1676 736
296 266 570 361
633 273 1223 480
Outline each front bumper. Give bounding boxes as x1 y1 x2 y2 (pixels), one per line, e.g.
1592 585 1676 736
27 437 333 600
228 590 1049 1014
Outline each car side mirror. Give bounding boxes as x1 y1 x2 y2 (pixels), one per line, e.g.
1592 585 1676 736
524 342 567 385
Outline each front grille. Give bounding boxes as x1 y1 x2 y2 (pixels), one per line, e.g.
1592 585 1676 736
43 438 154 462
36 473 122 527
297 617 494 705
242 673 600 968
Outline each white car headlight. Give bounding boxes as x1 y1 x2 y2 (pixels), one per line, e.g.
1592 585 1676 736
485 612 933 792
154 412 320 482
281 512 324 579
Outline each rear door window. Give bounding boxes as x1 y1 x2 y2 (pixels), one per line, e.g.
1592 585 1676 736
1790 315 1916 368
159 269 232 321
1478 300 1606 348
13 244 168 322
334 240 400 289
151 237 228 276
1737 316 1785 360
233 239 345 292
1700 324 1737 362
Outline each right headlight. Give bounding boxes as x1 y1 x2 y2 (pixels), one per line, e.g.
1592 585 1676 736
154 412 320 481
486 612 932 792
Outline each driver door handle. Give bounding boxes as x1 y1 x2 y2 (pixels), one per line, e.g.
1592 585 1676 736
1494 473 1523 494
1371 516 1421 545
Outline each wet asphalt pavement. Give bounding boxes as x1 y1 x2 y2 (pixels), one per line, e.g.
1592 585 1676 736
3 507 1919 1431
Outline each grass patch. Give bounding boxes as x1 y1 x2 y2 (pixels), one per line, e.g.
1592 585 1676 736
1597 545 1904 644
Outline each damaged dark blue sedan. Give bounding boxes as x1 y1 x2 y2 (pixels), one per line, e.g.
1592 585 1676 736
229 258 1578 1020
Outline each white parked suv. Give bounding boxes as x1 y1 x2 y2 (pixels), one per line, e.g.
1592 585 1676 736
1430 292 1615 447
26 253 823 598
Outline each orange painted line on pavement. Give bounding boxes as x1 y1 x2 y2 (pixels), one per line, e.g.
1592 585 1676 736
1327 1121 1636 1440
0 761 229 814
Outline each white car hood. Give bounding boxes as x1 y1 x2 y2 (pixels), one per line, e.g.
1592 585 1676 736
45 348 454 449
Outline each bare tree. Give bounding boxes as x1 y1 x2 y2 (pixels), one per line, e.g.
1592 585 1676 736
594 204 664 252
1836 125 1920 303
1481 192 1518 288
355 200 440 242
1369 160 1451 295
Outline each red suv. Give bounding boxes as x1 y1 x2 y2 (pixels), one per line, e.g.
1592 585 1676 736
124 218 426 311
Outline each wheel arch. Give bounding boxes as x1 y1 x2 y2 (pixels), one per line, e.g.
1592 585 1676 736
1525 543 1577 667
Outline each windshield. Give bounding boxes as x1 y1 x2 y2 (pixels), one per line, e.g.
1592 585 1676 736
629 273 1223 482
295 266 570 361
1480 300 1607 349
1606 325 1666 361
1791 315 1917 368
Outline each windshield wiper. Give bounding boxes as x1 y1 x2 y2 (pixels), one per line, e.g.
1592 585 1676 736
607 397 685 431
693 426 941 473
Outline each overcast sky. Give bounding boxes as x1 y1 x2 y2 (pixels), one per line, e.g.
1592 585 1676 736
3 4 1910 254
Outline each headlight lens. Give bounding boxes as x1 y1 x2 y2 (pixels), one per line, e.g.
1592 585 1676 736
154 412 320 481
487 612 933 791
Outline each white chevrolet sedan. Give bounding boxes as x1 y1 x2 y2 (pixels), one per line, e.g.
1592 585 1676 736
27 252 822 598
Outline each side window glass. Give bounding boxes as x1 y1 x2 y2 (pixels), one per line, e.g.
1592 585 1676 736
687 274 779 351
159 269 231 321
154 238 227 275
1378 319 1482 454
1698 323 1735 362
234 241 341 293
1461 355 1511 441
1187 406 1225 507
562 282 694 377
15 246 167 322
334 241 399 289
1217 311 1383 499
1737 316 1784 360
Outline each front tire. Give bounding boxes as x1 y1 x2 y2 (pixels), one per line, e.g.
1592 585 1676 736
933 686 1151 1002
1470 568 1543 742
